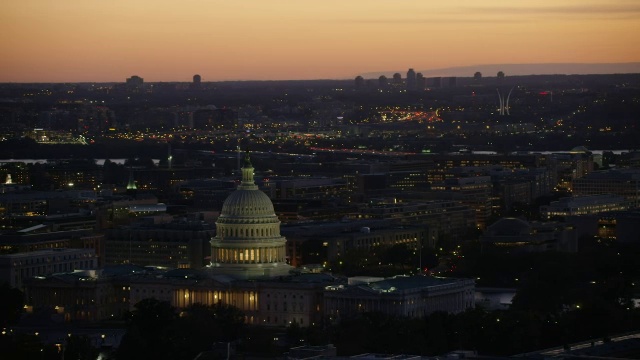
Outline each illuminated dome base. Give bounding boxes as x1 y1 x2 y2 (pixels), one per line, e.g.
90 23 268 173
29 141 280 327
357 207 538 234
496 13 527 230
207 262 293 279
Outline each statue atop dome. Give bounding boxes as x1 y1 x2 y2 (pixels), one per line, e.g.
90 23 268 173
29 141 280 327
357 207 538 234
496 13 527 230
244 148 252 167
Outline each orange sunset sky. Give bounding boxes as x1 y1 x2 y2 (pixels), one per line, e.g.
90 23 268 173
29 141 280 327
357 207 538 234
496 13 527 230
1 0 639 82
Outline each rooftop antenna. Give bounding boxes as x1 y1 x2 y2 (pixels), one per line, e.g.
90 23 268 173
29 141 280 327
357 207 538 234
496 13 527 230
236 113 243 173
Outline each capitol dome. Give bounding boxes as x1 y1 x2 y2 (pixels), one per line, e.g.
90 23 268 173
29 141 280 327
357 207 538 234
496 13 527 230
220 188 275 217
208 152 292 279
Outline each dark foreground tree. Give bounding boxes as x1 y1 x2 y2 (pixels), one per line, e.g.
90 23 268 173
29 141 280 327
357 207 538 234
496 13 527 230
118 299 245 360
0 283 23 328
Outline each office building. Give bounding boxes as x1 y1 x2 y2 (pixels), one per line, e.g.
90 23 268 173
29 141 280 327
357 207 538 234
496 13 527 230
24 268 132 322
480 218 577 254
324 275 475 320
104 217 214 268
0 248 97 289
573 169 640 207
540 194 629 220
355 200 476 243
406 68 416 90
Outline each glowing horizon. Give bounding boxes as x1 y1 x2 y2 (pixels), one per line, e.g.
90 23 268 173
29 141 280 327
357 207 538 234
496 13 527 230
1 0 639 82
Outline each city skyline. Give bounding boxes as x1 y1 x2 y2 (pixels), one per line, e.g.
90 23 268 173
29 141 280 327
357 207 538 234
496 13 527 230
1 0 640 82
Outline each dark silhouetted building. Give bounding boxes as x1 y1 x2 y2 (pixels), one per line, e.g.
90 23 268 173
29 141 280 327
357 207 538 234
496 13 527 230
324 275 475 320
480 218 577 254
416 72 426 90
406 68 416 90
378 75 388 88
125 75 144 92
191 74 202 90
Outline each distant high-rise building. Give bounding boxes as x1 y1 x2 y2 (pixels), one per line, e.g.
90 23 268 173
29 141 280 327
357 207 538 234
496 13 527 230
354 75 364 89
392 72 402 85
406 68 416 90
378 75 388 88
125 75 144 92
191 74 202 90
416 73 426 90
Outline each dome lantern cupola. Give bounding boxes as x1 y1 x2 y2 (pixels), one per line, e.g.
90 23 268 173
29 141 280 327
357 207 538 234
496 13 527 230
239 150 258 190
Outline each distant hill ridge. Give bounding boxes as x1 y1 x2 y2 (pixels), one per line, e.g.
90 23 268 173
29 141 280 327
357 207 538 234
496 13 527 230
362 62 640 78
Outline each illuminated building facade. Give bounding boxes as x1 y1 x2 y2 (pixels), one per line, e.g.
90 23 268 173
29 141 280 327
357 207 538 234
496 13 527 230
566 211 640 243
129 270 333 327
540 194 629 220
430 176 493 229
552 151 594 191
572 169 640 207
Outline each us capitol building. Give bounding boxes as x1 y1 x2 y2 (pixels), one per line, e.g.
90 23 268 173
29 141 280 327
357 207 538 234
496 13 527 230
128 153 337 326
24 152 474 326
207 153 292 279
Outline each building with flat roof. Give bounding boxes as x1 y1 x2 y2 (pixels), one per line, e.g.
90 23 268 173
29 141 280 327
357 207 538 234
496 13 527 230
282 220 434 265
540 194 629 220
127 268 337 327
104 218 214 268
480 218 577 254
354 200 476 243
430 176 493 229
262 176 349 200
573 169 640 207
324 275 474 321
566 210 640 242
24 268 132 322
0 248 97 289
